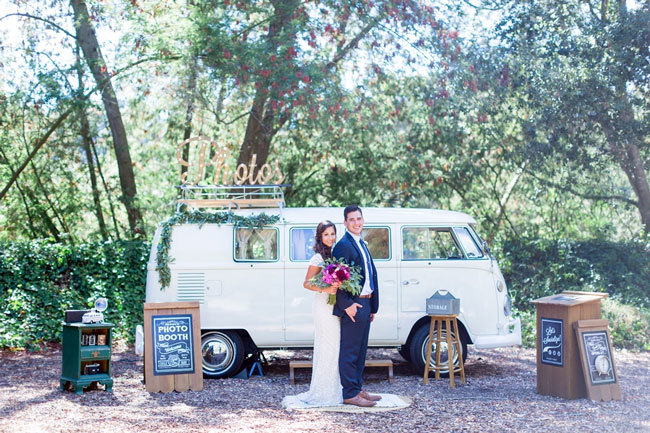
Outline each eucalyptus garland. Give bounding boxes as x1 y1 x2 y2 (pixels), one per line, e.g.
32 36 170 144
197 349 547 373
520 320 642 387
155 209 280 289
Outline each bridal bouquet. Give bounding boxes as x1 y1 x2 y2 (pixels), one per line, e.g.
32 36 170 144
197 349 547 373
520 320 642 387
309 258 362 305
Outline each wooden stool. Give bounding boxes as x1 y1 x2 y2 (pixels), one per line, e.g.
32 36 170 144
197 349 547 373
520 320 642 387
423 314 466 388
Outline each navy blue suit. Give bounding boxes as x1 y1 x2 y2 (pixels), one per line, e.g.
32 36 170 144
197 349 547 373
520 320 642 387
332 231 379 399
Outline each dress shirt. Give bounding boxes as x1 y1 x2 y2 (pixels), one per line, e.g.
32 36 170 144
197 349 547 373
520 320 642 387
349 232 373 296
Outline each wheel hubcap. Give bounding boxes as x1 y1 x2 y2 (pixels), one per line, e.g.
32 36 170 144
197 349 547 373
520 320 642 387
421 331 459 372
202 333 234 373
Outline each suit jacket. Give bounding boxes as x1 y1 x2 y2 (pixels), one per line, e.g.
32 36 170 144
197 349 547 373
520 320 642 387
332 231 379 317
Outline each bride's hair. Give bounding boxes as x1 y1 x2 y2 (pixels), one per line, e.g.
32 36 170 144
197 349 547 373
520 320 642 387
313 220 336 260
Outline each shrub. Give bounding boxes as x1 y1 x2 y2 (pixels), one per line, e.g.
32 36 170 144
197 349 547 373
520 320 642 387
498 238 650 351
498 238 650 311
0 240 149 349
602 299 650 351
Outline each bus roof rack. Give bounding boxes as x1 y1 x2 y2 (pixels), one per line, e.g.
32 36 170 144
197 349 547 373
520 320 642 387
176 184 287 213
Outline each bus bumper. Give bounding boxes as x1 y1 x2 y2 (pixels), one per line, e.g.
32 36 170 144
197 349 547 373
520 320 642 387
472 317 522 349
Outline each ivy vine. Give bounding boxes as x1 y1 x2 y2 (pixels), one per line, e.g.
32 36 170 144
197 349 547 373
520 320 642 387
155 208 280 289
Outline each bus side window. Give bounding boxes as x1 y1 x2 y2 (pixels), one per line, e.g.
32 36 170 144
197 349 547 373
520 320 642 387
361 227 391 260
234 227 278 261
290 228 316 261
402 227 463 260
453 227 483 258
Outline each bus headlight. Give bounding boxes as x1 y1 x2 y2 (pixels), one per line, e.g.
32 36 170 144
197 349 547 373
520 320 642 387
504 294 512 317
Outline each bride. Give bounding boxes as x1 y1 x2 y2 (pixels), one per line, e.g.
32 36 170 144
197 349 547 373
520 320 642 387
283 220 342 406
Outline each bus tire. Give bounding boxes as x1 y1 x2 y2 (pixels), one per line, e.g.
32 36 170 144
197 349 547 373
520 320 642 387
201 331 245 378
408 322 467 378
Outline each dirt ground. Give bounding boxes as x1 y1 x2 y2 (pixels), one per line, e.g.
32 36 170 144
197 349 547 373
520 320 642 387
0 345 648 433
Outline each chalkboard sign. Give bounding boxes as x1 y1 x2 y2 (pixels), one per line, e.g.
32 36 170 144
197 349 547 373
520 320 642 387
573 319 620 401
541 318 563 366
581 331 616 385
152 314 195 376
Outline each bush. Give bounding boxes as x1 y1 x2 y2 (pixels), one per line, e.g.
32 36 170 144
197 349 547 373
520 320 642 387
498 238 650 350
498 238 650 311
0 240 149 349
602 299 650 351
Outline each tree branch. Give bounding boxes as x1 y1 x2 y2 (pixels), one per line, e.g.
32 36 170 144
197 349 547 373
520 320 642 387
0 55 167 200
0 13 76 39
325 19 379 70
525 169 639 207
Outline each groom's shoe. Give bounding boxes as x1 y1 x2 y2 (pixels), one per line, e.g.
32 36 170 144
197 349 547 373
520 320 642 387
360 390 382 401
343 395 377 407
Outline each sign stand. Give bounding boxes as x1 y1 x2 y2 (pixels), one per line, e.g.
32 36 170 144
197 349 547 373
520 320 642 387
573 319 621 401
144 302 203 392
531 291 608 399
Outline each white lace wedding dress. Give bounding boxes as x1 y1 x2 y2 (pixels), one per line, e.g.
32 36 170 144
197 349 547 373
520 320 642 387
282 253 343 408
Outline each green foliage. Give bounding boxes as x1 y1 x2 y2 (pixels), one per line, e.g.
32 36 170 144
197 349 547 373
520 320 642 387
500 238 650 350
499 237 650 311
513 307 537 349
602 299 650 351
155 209 280 288
0 240 149 349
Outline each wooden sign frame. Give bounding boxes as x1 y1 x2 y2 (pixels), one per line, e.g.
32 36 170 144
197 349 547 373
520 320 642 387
144 302 203 393
573 319 621 401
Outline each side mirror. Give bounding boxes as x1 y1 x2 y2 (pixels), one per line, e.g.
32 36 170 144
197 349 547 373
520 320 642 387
482 241 491 256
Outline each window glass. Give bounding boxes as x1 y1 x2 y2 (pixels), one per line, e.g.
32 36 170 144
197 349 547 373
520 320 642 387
453 227 483 258
234 228 278 261
361 227 391 260
402 227 463 260
290 228 316 261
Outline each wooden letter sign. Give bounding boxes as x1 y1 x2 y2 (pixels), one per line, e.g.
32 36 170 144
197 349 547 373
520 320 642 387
573 319 621 401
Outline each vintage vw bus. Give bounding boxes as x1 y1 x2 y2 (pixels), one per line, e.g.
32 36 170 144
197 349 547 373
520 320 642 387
145 206 521 378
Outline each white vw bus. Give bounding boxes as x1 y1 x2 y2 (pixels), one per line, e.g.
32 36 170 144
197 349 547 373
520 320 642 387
145 207 521 377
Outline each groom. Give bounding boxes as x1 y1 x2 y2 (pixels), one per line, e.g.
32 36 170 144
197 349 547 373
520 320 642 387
332 205 381 407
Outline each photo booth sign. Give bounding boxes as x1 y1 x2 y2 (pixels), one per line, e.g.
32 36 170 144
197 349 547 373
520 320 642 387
151 314 195 376
144 302 203 393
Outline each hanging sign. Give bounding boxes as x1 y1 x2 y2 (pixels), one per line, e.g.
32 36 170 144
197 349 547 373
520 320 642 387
152 314 195 375
177 136 284 186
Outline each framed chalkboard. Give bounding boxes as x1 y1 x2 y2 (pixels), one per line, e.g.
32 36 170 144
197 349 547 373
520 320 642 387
574 319 621 401
541 318 563 366
581 330 616 385
152 314 195 376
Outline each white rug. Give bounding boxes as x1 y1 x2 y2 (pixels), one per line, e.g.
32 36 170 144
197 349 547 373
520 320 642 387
282 393 411 413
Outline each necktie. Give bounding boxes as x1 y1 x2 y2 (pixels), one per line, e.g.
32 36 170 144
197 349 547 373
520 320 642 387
360 240 375 292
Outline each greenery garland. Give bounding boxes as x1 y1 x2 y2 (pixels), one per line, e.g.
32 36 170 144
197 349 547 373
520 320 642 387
155 208 280 289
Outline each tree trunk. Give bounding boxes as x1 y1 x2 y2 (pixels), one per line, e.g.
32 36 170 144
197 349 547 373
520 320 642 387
236 0 298 176
75 45 108 240
29 161 72 237
70 0 144 237
601 114 650 234
91 140 122 240
180 60 197 180
0 147 41 238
